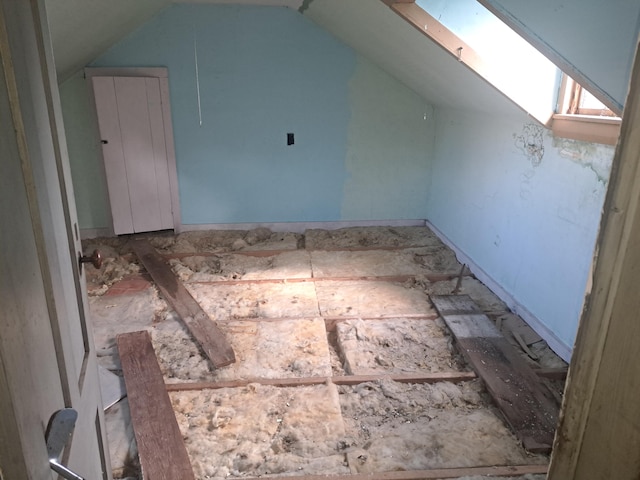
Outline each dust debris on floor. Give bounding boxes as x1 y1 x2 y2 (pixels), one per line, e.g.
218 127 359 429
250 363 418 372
84 226 565 480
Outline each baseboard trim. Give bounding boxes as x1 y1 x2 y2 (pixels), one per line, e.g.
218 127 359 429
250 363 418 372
180 219 426 234
80 227 112 239
426 220 572 362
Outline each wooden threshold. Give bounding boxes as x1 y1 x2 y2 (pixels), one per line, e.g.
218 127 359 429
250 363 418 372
117 331 195 480
432 295 559 453
130 239 235 368
237 464 548 480
165 371 478 392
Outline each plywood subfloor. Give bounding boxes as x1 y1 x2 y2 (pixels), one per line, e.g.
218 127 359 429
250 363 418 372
87 226 564 480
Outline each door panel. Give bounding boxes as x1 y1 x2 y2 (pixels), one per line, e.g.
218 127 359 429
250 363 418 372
0 1 110 479
92 76 135 235
93 75 174 234
146 77 174 229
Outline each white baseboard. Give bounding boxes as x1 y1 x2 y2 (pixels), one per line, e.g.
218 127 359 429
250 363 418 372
426 220 573 362
81 220 425 238
80 227 112 239
180 219 426 234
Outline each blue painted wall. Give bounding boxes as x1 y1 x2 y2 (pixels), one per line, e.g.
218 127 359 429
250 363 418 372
427 108 614 356
72 4 432 226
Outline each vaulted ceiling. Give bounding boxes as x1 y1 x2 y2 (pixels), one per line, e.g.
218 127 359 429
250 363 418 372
46 0 521 117
45 0 639 116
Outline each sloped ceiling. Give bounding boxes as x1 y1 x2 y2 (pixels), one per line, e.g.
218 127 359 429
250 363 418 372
46 0 521 115
45 0 303 82
45 0 170 81
303 0 518 114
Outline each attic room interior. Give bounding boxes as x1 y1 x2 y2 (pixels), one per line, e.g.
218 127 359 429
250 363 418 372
2 0 640 479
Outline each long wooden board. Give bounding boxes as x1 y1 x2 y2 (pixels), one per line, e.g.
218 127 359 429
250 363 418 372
131 239 235 367
117 331 195 480
432 295 559 453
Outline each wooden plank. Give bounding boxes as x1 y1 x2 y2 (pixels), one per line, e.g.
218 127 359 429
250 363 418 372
432 295 559 453
131 239 235 367
117 331 195 480
237 463 547 480
166 371 478 392
534 368 568 381
430 295 481 315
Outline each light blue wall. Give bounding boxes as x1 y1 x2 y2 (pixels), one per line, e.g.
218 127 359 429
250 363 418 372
71 4 432 226
93 4 353 224
342 57 433 220
427 108 614 355
477 0 640 113
60 71 110 229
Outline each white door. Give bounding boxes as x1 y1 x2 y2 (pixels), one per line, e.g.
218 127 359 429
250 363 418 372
0 1 110 479
93 75 175 235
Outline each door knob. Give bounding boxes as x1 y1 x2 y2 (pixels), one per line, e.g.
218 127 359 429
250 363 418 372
46 409 86 480
79 249 102 271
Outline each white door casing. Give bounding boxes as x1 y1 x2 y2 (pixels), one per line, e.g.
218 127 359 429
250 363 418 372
0 1 110 479
89 70 180 235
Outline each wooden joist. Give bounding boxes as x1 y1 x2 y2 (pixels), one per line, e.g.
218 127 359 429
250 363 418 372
432 295 559 453
238 463 547 480
117 331 195 480
165 371 478 392
131 239 235 368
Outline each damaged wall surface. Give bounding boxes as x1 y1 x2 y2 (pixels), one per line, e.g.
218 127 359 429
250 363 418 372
61 4 433 229
426 108 614 359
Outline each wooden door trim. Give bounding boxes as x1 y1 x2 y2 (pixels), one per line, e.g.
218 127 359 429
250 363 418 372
85 67 182 234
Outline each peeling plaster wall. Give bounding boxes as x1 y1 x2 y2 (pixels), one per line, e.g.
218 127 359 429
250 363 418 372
427 108 614 358
62 4 434 229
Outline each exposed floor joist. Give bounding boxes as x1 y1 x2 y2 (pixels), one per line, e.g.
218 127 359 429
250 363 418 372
237 464 548 479
165 371 479 392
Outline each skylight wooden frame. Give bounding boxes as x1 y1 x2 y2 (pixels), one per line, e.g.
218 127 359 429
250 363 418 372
383 0 554 125
553 74 621 145
383 0 620 145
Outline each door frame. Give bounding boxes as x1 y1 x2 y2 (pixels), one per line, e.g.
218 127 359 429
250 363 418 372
548 35 640 479
85 67 181 235
0 0 110 478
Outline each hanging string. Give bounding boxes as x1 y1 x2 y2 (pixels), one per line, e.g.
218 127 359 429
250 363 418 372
194 29 203 126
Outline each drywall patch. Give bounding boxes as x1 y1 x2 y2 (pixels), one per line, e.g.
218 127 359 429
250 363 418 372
513 124 545 166
552 137 614 185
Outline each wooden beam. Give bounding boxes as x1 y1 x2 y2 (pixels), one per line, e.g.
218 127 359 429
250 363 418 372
548 38 640 480
117 331 195 480
166 371 478 391
131 239 235 368
432 295 559 453
236 464 548 480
